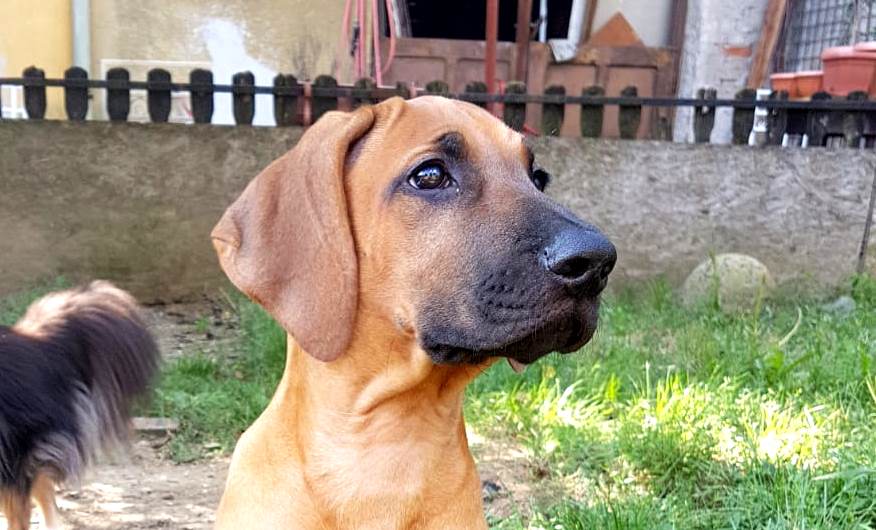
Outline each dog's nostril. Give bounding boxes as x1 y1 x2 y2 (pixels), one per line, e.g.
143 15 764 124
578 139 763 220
542 229 617 289
550 255 596 280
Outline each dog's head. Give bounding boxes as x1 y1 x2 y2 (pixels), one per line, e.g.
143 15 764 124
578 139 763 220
212 96 615 371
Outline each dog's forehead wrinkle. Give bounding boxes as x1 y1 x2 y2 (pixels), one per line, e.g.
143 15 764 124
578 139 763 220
436 132 466 160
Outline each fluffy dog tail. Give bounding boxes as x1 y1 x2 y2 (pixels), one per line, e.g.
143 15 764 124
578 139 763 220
8 280 159 484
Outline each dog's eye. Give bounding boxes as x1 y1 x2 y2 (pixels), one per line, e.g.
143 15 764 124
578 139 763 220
531 168 551 192
408 162 452 190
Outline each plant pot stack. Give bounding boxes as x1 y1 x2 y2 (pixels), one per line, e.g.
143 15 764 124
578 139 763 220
770 42 876 98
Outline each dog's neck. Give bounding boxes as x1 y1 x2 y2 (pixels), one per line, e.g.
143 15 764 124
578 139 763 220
268 316 491 527
278 334 479 420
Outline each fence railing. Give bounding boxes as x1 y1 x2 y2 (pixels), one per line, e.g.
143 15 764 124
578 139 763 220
4 66 876 147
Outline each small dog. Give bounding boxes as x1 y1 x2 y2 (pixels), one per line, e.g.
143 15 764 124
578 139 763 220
0 281 159 530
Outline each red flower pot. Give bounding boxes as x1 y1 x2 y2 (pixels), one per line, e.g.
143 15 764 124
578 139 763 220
822 46 876 96
770 72 798 97
853 41 876 53
795 70 823 98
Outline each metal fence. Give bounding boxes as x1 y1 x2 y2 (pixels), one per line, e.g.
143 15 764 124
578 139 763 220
4 65 876 148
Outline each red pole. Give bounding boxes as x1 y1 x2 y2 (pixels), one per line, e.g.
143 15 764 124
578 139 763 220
514 0 532 82
485 0 499 114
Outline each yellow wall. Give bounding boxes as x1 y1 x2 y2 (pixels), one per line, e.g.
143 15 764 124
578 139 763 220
0 0 72 119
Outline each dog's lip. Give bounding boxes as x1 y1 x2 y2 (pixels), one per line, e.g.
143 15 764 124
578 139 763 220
420 299 600 366
499 313 591 366
490 308 598 365
504 316 590 367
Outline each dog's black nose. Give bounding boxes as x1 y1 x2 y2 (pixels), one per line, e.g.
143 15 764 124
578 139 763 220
542 228 616 294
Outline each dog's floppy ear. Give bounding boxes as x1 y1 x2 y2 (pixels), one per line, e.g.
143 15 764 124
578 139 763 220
211 107 375 362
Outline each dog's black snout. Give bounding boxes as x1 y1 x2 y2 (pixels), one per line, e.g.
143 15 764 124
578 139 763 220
542 228 616 294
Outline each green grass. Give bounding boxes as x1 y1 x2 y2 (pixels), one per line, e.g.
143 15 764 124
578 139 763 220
149 299 286 462
469 278 876 529
0 277 69 325
4 276 876 528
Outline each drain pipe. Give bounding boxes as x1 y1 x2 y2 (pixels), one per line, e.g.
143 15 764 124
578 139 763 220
72 0 91 71
485 0 498 115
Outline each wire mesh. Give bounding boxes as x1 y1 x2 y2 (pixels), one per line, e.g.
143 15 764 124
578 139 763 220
782 0 876 71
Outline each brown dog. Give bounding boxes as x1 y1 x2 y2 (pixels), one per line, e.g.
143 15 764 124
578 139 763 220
211 96 615 529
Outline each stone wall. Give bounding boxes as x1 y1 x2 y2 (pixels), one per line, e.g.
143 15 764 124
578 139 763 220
2 120 873 302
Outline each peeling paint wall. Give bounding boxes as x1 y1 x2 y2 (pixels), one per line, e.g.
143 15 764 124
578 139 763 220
90 0 345 124
674 0 770 143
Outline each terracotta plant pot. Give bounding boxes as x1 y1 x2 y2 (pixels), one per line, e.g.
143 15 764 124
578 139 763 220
853 41 876 53
822 46 876 96
770 72 798 97
853 41 876 96
795 70 823 98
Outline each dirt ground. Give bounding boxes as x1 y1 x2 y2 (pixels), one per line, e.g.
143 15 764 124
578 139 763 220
1 304 543 530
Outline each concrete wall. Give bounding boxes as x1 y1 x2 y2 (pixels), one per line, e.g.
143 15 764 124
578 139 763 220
537 138 876 289
2 120 874 302
0 121 301 302
674 0 770 144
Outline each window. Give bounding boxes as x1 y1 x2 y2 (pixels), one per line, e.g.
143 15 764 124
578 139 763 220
779 0 876 71
389 0 574 42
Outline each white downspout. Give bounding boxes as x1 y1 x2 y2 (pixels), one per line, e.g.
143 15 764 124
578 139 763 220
72 0 91 71
538 0 548 42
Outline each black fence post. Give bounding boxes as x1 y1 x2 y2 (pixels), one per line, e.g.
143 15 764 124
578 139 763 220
731 88 756 145
353 77 377 108
23 66 46 120
863 96 876 148
64 67 88 121
147 68 171 123
618 86 641 139
845 91 868 148
273 74 298 127
465 81 488 109
693 87 717 143
580 85 604 138
807 92 832 147
502 81 526 131
767 90 789 145
652 112 673 141
232 71 255 125
312 75 338 122
190 69 214 124
541 85 565 136
394 81 412 99
106 68 130 121
425 80 449 95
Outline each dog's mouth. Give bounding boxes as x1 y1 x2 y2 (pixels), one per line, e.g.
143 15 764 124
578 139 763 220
498 307 597 373
420 301 599 368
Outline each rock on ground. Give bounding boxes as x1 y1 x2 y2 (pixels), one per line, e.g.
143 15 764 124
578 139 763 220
681 253 775 312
